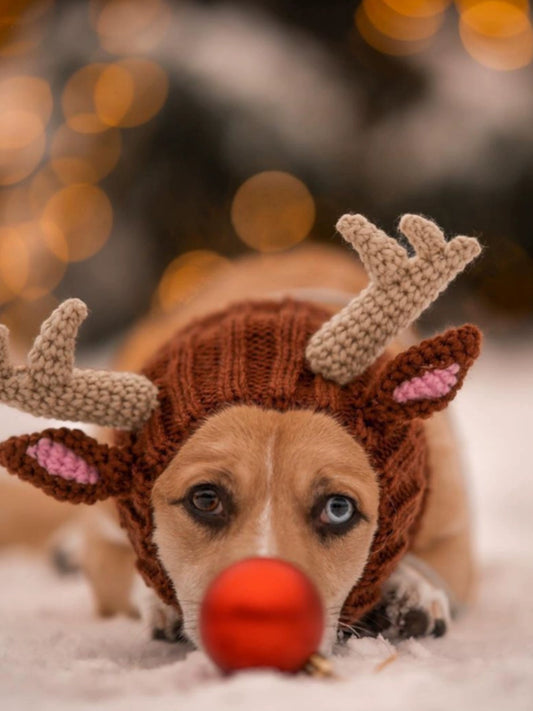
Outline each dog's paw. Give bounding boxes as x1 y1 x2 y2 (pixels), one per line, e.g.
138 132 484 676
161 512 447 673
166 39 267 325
132 575 188 643
360 558 451 640
151 608 187 644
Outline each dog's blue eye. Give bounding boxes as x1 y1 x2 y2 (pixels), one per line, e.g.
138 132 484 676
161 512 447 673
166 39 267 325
321 496 354 525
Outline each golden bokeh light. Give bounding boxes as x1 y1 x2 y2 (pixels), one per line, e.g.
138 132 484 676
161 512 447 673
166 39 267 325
0 110 43 151
90 0 170 55
383 0 451 16
459 1 533 70
355 3 432 54
93 58 169 128
231 171 316 253
40 184 113 262
0 185 33 226
0 4 49 58
362 0 446 41
62 64 110 134
156 250 229 312
0 294 60 349
0 110 45 185
0 226 29 297
455 0 529 10
28 165 64 216
0 221 66 301
0 75 51 185
0 75 53 124
50 124 122 184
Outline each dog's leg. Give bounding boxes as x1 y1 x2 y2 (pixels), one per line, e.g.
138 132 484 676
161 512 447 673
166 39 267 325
359 554 452 640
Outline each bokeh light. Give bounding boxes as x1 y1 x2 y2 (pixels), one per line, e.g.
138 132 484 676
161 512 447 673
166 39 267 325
156 250 229 312
0 111 45 186
0 221 66 302
0 76 53 124
27 165 64 216
0 185 31 226
50 124 122 184
0 75 51 185
231 171 315 253
355 0 449 55
459 1 533 70
93 58 169 128
62 64 110 134
0 293 60 349
40 183 113 262
89 0 170 55
0 1 53 58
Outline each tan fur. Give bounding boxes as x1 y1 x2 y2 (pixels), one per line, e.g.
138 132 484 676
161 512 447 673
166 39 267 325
1 242 474 628
0 477 78 549
152 406 380 648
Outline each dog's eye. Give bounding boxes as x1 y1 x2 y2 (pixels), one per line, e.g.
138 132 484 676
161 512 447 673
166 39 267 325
181 483 233 530
189 486 223 514
320 495 354 525
312 494 362 538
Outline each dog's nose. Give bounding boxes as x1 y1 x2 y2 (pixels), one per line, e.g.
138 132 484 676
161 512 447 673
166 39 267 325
199 557 324 673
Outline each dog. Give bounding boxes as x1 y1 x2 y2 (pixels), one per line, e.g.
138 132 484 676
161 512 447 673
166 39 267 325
0 213 481 654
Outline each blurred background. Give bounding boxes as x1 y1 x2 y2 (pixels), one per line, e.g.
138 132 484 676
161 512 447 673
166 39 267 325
1 0 533 349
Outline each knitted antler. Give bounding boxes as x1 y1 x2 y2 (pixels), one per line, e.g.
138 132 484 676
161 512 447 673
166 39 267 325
305 214 481 385
0 299 158 430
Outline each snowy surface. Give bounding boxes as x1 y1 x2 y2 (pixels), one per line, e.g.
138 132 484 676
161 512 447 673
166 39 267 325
1 339 532 711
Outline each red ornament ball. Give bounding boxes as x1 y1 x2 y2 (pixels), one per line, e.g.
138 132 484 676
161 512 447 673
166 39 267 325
200 557 324 673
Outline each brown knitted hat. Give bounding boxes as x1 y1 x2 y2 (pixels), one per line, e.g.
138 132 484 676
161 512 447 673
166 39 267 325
115 297 480 623
0 213 482 629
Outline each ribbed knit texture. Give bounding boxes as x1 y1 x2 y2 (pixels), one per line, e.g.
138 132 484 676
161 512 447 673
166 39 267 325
114 298 452 626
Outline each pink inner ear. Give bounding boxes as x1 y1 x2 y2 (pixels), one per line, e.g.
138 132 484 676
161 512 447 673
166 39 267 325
26 438 99 485
393 363 460 403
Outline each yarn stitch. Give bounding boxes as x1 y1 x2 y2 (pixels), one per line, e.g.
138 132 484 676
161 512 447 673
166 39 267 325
393 363 460 403
26 438 99 485
0 300 158 430
306 214 481 384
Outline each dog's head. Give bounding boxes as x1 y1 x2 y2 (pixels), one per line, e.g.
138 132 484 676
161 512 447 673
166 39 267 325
0 214 481 652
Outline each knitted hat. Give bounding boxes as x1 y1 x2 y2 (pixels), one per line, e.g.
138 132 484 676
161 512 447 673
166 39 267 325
116 297 480 622
0 213 482 628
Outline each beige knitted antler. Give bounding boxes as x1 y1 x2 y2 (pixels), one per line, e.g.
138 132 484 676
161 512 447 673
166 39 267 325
0 299 159 430
305 214 481 385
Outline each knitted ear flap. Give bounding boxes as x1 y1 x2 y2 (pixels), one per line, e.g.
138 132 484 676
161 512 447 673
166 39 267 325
0 428 132 504
365 325 481 426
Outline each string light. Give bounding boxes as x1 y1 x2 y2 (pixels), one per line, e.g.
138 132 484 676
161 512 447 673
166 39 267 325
231 171 315 253
40 183 113 262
